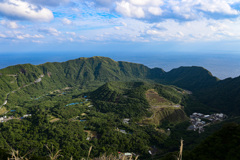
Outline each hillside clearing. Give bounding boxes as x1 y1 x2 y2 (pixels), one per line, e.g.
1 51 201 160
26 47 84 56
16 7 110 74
141 89 188 125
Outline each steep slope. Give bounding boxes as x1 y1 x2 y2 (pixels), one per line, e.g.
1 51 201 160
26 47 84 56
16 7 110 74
184 123 240 160
39 56 161 85
0 56 223 113
196 76 240 115
0 64 43 104
90 81 188 124
0 57 164 105
141 89 188 125
90 81 151 118
159 66 219 91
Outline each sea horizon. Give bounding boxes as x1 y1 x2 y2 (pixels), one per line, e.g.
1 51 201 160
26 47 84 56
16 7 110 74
1 52 240 80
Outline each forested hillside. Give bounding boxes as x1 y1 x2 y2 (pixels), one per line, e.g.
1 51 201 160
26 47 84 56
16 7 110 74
0 56 240 159
196 76 240 116
1 56 239 116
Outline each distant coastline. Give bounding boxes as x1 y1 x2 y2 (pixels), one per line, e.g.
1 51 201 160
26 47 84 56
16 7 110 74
1 52 240 80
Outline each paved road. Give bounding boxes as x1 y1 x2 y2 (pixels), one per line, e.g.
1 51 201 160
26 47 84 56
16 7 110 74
0 75 44 109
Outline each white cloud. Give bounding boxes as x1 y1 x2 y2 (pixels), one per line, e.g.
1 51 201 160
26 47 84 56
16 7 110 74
38 28 60 36
0 0 54 22
89 0 240 21
16 35 24 39
16 33 44 39
129 0 163 6
0 20 18 29
114 26 120 30
121 22 127 26
115 0 164 19
139 18 240 42
167 0 239 20
0 33 6 38
197 0 238 15
66 32 76 36
116 1 145 18
62 18 72 25
148 7 162 16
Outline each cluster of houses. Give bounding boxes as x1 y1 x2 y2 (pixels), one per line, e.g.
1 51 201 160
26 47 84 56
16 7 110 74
0 116 8 123
0 114 32 123
188 112 227 133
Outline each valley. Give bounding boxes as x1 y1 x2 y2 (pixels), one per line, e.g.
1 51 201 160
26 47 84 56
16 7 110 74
0 56 239 160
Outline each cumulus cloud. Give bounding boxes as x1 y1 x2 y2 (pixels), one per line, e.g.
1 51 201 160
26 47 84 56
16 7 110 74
0 0 54 22
38 28 60 36
16 33 44 39
87 0 240 21
62 18 72 25
0 31 44 40
0 20 18 29
116 1 146 18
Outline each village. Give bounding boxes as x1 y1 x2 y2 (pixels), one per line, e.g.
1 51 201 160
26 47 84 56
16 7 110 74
0 114 32 123
188 112 227 133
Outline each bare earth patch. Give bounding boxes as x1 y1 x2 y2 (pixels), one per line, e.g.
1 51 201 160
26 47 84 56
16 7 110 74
0 107 8 115
141 89 187 126
145 89 172 107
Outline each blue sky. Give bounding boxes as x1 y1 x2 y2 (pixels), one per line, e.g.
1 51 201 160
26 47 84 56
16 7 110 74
1 0 240 54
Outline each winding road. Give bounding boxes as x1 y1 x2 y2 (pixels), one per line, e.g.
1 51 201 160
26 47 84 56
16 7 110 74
0 75 44 109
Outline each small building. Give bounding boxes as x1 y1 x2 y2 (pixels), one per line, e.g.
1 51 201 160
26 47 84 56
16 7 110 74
23 114 32 118
120 129 127 134
218 113 224 118
197 113 204 117
204 115 210 118
123 118 130 124
119 152 133 159
124 153 132 157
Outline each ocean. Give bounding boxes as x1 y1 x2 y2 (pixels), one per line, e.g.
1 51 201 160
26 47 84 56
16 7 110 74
1 52 240 80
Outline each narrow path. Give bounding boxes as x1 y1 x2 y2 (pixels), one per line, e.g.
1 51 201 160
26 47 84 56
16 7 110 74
0 75 44 109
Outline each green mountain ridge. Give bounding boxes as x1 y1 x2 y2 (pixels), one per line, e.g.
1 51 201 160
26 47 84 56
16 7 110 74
90 81 187 124
0 56 238 116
